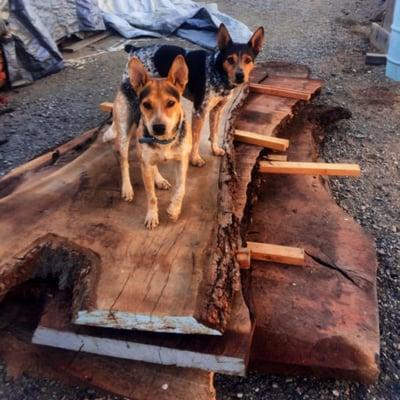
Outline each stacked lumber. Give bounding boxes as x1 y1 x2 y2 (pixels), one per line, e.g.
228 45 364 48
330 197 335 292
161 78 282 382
0 62 380 399
33 290 253 376
231 63 378 383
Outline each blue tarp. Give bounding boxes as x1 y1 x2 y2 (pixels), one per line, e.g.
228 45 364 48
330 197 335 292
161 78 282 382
2 0 251 85
98 0 251 46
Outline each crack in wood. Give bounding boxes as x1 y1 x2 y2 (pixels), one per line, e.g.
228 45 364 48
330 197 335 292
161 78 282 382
305 250 372 289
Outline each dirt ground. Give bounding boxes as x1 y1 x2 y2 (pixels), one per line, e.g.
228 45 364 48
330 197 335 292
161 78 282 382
0 0 399 399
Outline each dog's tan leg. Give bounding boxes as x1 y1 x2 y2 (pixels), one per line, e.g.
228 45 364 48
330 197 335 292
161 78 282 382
209 98 228 157
114 91 135 202
167 155 189 222
117 123 136 202
190 111 206 167
154 166 172 190
141 163 159 229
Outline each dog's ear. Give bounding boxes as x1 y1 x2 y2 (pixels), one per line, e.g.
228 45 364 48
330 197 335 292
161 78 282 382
248 27 264 55
217 23 233 50
128 57 149 92
167 55 189 94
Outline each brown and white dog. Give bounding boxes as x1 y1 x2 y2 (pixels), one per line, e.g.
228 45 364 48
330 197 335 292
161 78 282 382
104 55 190 229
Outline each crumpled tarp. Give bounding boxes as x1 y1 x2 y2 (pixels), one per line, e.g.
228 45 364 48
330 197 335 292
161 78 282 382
2 0 251 85
98 0 251 48
3 0 105 84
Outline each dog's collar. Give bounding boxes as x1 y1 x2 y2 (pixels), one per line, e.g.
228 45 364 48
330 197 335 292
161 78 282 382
139 117 185 146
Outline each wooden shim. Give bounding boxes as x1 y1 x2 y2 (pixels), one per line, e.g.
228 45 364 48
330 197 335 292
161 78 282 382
265 154 288 162
61 32 111 53
234 129 289 151
249 82 312 100
100 101 113 113
259 161 361 176
33 290 253 376
237 248 251 270
247 241 305 266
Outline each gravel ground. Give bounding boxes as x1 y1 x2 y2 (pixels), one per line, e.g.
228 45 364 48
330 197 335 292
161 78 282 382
1 0 399 399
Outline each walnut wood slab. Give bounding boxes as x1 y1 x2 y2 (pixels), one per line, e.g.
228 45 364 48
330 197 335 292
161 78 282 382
0 96 243 335
233 71 322 225
247 116 380 383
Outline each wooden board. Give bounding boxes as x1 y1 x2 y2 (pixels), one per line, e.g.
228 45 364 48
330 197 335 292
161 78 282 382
0 96 242 335
61 32 111 53
249 83 312 100
249 76 322 100
247 242 305 266
33 289 253 376
265 153 288 161
259 161 361 176
0 296 215 400
234 129 289 151
99 101 113 112
247 115 380 383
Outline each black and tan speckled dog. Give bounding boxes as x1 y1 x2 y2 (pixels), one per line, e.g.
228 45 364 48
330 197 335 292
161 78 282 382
104 55 190 229
125 24 264 167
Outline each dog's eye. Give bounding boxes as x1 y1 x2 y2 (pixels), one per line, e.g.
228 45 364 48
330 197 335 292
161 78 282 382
142 101 152 110
227 57 235 65
166 100 176 108
244 57 252 64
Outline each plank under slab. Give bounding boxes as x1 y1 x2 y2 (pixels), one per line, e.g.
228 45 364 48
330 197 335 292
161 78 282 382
33 290 253 376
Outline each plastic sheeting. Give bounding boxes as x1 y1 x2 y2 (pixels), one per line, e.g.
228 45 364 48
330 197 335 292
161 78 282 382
2 0 251 85
3 0 105 84
98 0 251 48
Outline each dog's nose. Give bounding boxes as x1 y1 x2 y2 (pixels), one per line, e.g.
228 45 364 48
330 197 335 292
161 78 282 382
152 124 166 136
235 71 245 83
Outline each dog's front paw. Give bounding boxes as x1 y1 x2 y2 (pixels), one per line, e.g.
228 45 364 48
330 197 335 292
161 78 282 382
167 202 182 222
145 210 159 229
121 184 134 202
155 177 172 190
212 145 225 157
190 155 206 168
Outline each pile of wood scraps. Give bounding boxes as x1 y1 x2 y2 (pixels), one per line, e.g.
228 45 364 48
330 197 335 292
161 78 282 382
0 62 380 399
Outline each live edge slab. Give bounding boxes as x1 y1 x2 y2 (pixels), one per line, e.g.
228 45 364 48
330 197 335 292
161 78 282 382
0 96 243 336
